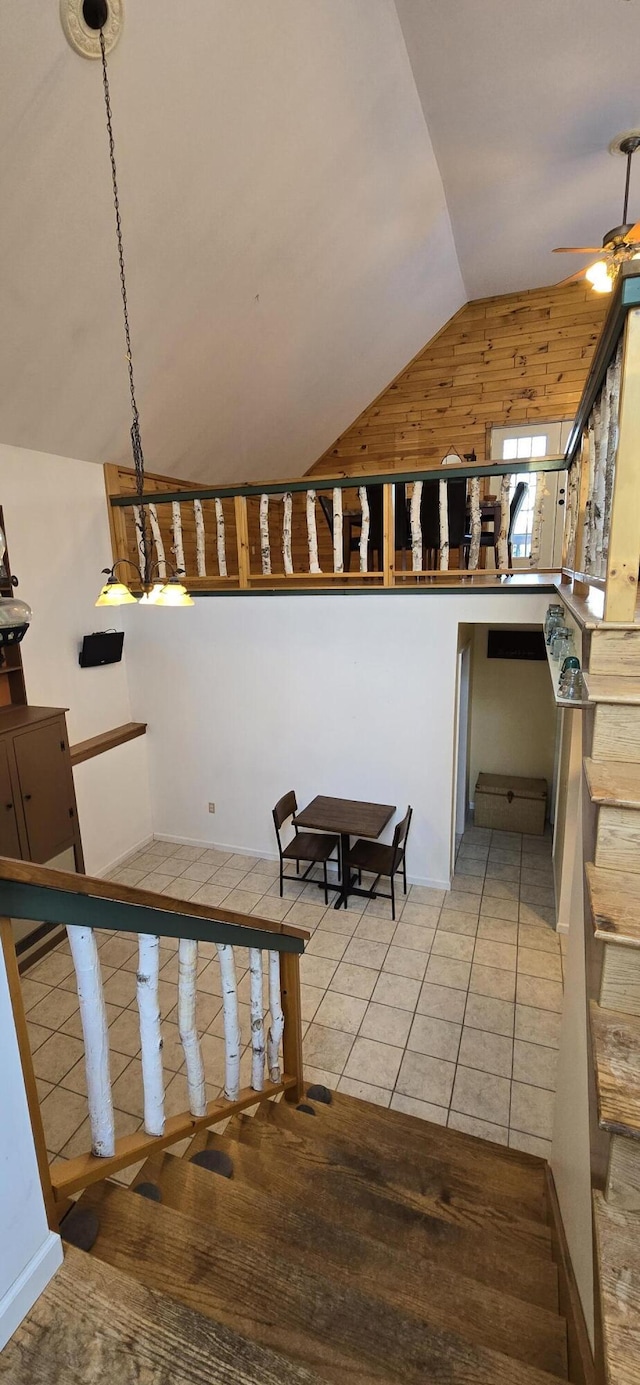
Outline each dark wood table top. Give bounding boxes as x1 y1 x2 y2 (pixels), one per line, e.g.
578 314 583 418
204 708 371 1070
295 795 395 839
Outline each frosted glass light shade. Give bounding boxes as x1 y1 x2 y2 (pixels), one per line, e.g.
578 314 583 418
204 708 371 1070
139 583 165 605
95 579 137 606
154 579 194 607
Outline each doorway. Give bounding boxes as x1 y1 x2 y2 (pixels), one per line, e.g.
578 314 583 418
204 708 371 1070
452 642 471 871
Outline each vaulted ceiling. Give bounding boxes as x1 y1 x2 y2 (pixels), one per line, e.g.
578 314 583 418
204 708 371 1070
1 1 638 484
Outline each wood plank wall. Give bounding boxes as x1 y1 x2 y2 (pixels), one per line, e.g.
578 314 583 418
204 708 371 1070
307 282 608 478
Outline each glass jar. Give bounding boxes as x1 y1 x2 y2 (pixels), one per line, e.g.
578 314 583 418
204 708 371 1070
545 610 565 646
559 667 585 701
544 604 563 640
550 626 571 661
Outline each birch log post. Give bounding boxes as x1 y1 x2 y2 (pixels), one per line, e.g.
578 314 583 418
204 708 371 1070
217 942 241 1100
592 396 606 577
333 488 343 574
438 478 449 571
306 490 321 574
468 478 481 571
282 493 293 576
583 421 597 572
358 487 370 573
194 500 206 577
136 933 165 1137
148 504 167 578
172 502 185 574
259 494 271 575
214 498 227 577
496 476 511 570
410 481 423 572
529 475 547 568
267 949 284 1083
602 342 622 575
248 948 266 1091
564 462 580 570
67 925 115 1158
178 938 206 1117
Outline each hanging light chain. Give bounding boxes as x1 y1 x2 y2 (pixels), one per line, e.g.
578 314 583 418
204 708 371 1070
99 27 150 581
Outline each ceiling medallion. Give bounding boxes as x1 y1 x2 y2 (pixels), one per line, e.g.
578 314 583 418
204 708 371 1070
60 0 123 60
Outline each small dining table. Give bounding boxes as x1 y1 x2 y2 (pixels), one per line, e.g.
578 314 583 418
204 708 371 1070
294 794 396 909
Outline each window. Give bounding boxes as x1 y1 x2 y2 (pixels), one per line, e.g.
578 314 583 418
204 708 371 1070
490 422 572 559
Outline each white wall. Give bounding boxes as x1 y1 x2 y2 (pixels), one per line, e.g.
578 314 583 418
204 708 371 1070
0 947 62 1348
468 624 557 806
123 590 551 889
0 445 152 874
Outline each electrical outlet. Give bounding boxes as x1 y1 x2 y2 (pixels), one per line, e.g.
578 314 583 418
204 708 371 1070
208 802 216 814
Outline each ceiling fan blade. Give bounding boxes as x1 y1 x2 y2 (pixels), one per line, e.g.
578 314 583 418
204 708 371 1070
556 268 588 286
625 221 640 242
552 246 602 254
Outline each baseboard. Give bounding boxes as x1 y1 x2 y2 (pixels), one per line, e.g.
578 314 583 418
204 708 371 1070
151 834 451 891
99 835 154 877
0 1232 63 1350
545 1166 597 1385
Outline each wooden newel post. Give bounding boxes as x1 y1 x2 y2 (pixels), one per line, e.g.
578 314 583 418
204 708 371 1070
604 307 640 622
0 918 58 1230
234 495 251 589
279 950 304 1103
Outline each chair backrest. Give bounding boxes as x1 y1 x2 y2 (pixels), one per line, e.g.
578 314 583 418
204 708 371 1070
273 790 297 851
420 480 467 549
508 481 528 540
318 494 333 537
391 805 413 868
362 485 409 558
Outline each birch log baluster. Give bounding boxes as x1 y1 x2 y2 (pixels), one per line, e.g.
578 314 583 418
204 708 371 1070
438 478 449 571
178 938 206 1117
602 341 622 575
496 476 510 570
583 420 597 572
358 487 370 573
214 498 227 577
306 490 321 574
67 925 115 1158
529 475 547 568
217 942 241 1099
468 477 481 571
194 500 206 577
259 494 271 575
267 949 284 1083
410 481 423 572
333 487 343 574
282 493 293 576
172 502 185 575
593 395 606 577
136 934 165 1137
564 462 580 570
249 948 266 1091
148 504 167 578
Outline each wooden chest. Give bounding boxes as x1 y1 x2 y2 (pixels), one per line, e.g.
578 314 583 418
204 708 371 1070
474 772 547 836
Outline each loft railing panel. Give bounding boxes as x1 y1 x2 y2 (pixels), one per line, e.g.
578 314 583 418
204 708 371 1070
581 337 623 582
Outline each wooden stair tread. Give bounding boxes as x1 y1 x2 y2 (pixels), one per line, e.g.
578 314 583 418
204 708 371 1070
594 1191 640 1385
79 1181 563 1385
587 862 640 948
240 1102 553 1255
585 674 640 705
584 759 640 809
591 1001 640 1141
139 1149 567 1377
297 1085 547 1211
2 1244 321 1385
193 1125 559 1310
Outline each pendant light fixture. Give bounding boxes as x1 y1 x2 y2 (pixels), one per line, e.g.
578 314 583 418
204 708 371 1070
67 2 193 608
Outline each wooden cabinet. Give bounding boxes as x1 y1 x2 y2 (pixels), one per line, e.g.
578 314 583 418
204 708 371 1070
0 706 83 870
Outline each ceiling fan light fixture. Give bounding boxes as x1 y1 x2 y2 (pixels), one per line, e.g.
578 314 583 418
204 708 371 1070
585 260 613 293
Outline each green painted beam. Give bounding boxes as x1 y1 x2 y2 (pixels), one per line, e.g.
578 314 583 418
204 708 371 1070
110 456 567 507
0 881 304 954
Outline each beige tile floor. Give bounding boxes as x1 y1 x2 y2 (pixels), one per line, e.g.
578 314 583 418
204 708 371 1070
21 824 565 1174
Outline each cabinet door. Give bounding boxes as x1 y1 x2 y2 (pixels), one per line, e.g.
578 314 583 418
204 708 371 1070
0 739 22 857
13 719 75 863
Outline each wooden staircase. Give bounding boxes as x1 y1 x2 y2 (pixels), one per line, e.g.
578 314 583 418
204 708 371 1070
583 658 640 1381
5 1088 572 1384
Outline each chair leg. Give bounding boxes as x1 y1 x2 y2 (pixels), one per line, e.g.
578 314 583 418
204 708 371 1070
403 858 407 894
323 860 328 907
390 873 396 922
279 860 283 898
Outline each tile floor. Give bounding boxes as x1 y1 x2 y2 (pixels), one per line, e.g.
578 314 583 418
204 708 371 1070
21 824 565 1175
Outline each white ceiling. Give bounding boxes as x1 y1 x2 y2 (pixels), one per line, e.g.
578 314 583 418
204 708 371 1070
1 1 639 484
395 0 640 299
0 1 463 483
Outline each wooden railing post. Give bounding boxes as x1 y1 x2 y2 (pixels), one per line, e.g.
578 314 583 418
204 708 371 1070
279 950 304 1103
382 483 395 587
234 495 251 589
0 917 58 1230
604 307 640 622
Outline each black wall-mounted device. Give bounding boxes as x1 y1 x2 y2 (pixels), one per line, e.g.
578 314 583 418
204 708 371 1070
487 629 546 661
79 631 125 668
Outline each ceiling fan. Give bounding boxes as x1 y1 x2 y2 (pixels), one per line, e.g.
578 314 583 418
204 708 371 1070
553 133 640 293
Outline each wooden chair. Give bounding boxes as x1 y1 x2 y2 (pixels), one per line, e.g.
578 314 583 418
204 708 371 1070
420 480 467 569
346 806 413 921
463 480 528 568
272 791 339 905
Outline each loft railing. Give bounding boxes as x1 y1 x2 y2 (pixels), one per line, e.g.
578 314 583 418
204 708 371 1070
0 857 306 1227
562 263 640 623
104 456 567 592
